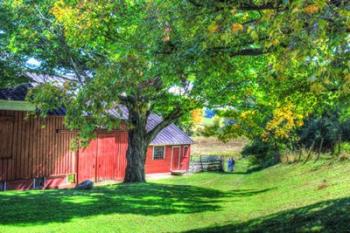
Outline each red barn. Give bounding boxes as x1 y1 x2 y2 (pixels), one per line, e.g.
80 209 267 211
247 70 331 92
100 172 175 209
0 83 193 191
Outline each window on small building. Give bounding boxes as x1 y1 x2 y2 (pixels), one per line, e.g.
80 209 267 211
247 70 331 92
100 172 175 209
33 177 45 189
153 146 165 160
0 117 14 159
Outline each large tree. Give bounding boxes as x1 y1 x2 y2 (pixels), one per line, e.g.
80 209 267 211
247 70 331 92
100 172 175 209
4 0 349 182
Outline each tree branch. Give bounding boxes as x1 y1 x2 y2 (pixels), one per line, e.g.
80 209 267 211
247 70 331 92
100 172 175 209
206 47 266 57
235 2 285 11
34 5 89 84
187 0 287 11
146 107 183 143
118 94 136 105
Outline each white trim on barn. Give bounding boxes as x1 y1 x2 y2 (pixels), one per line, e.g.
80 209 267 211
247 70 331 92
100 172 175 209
0 100 35 111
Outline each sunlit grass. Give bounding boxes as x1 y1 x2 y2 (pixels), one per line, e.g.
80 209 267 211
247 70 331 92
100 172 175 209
1 159 350 232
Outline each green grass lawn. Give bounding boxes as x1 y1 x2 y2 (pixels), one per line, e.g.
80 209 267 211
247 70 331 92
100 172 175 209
1 160 350 233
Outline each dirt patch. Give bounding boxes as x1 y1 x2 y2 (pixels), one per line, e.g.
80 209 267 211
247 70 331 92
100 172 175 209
317 180 329 190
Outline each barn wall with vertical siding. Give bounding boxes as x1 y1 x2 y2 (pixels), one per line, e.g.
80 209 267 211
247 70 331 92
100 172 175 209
0 110 192 191
0 110 76 190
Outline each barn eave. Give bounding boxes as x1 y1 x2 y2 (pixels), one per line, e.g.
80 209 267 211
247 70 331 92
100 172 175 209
0 100 35 112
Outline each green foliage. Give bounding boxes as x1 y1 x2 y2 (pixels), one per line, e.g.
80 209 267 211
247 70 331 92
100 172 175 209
5 1 347 116
341 118 350 141
242 107 350 164
0 4 27 88
0 60 28 88
339 142 350 154
67 174 75 184
242 138 283 166
296 105 350 153
299 111 343 152
174 111 194 135
194 0 349 156
26 83 65 117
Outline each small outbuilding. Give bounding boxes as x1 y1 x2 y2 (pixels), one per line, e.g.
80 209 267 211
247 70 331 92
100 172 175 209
0 82 193 191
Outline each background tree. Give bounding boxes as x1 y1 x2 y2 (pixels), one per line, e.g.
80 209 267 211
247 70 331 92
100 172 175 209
195 0 349 163
0 4 27 88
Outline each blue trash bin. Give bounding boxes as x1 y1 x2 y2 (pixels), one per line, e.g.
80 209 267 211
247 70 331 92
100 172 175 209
227 158 233 172
227 158 236 172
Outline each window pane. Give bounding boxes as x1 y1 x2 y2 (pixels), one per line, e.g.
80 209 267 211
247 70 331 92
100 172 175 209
153 146 165 160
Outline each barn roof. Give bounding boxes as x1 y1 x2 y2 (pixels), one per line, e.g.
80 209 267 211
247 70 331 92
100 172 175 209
0 82 193 146
108 107 193 145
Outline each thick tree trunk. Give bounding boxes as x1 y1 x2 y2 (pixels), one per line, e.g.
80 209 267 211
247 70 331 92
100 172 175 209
122 101 182 183
124 129 148 183
123 106 149 183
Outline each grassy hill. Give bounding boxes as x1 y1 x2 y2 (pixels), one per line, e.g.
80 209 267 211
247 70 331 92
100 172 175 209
1 159 350 232
177 159 350 232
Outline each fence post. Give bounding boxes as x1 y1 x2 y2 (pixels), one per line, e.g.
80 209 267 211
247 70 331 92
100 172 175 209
200 155 203 172
220 156 224 172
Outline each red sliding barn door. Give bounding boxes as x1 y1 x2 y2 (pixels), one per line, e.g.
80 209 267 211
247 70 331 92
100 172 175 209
78 132 127 183
78 139 97 182
115 131 128 180
96 134 118 181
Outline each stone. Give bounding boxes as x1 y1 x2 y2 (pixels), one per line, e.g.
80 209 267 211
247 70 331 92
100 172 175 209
75 180 94 190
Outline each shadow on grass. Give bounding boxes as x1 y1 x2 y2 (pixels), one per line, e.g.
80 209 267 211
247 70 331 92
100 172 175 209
233 166 265 175
183 196 350 233
226 188 275 197
0 182 269 226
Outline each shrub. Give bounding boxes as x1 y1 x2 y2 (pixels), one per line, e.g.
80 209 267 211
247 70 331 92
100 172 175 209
340 142 350 154
341 119 350 141
298 111 341 153
242 138 282 166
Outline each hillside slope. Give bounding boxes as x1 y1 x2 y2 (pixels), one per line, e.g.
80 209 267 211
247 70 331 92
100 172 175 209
169 160 350 233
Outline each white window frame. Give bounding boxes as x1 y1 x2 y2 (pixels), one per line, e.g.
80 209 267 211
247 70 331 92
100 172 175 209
153 146 166 160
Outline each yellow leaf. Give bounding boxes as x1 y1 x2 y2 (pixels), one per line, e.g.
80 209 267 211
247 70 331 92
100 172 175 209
231 23 243 33
191 109 203 124
271 39 279 46
208 22 219 33
304 4 319 14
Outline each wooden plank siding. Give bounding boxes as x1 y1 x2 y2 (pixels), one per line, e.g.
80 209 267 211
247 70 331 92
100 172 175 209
0 109 192 191
0 110 76 181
